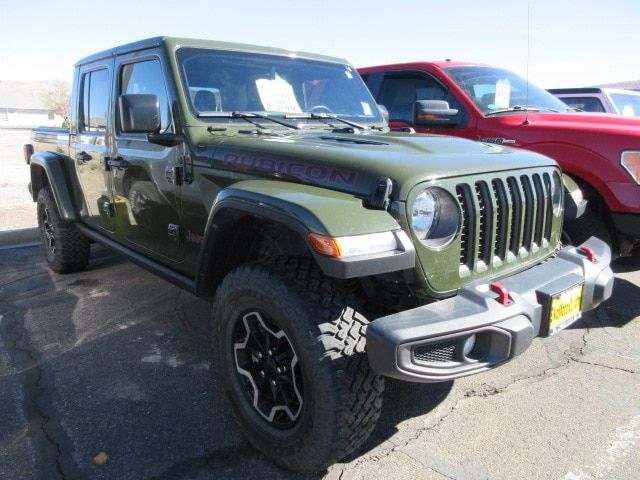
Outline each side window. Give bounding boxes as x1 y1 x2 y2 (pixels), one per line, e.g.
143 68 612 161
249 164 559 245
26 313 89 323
561 97 605 113
378 74 447 122
119 59 170 133
80 69 109 132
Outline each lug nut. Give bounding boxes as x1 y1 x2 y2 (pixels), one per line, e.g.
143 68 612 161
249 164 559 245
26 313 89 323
271 379 277 386
259 370 265 377
268 349 275 356
256 352 263 359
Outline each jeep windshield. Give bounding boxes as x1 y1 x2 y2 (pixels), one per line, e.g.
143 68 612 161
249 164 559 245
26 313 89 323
444 66 570 116
177 47 384 128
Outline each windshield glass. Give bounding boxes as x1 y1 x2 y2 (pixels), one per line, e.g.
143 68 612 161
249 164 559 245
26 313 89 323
444 66 569 115
609 92 640 117
176 47 383 125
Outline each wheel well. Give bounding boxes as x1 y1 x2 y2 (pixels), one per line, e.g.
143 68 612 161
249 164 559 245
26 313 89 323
30 164 49 201
566 174 609 216
198 211 312 297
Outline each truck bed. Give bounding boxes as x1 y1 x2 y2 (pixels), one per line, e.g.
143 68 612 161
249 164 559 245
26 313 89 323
31 127 69 154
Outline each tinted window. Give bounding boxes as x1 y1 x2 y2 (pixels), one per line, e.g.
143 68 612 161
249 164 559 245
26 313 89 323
378 74 449 122
559 96 605 113
120 59 171 132
176 48 382 124
80 69 109 132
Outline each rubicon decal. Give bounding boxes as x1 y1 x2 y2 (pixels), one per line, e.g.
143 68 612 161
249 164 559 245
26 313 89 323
220 153 359 186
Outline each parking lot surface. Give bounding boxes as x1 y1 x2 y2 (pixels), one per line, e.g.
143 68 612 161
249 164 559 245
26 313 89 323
1 244 639 480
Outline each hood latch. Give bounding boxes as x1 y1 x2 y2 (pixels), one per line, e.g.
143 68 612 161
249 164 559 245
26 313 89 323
367 176 393 210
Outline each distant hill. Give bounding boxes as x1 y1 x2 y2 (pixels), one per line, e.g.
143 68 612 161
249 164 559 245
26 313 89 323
597 79 640 90
0 80 71 109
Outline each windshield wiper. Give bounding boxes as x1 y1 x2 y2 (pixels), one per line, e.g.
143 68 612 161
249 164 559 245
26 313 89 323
285 113 370 131
485 105 561 116
198 111 302 130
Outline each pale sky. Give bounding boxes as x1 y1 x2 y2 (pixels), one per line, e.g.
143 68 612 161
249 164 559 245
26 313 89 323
2 0 640 88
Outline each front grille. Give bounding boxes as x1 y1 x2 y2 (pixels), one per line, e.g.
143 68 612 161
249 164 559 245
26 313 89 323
413 340 458 364
456 172 554 272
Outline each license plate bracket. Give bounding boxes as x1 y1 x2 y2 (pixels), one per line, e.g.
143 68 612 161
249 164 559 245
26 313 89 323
542 282 584 336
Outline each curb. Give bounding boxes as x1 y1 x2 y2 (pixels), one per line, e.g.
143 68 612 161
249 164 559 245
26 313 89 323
0 227 40 249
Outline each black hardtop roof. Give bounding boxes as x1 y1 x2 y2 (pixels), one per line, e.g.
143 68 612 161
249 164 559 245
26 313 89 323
75 36 348 67
547 87 603 94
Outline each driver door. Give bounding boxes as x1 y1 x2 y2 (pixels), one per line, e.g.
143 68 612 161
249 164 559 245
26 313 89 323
109 52 184 263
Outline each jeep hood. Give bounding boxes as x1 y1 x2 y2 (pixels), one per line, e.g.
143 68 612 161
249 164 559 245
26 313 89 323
195 129 556 201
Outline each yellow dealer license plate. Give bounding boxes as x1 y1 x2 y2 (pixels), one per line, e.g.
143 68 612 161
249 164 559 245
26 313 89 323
548 283 584 335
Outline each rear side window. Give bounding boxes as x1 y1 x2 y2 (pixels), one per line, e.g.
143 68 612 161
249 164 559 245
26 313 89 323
80 69 109 132
119 59 171 132
560 96 605 113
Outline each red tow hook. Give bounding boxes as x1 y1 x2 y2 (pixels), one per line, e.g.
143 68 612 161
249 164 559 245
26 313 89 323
489 282 510 306
578 246 597 263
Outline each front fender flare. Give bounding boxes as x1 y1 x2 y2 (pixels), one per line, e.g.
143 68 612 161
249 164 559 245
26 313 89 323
195 180 414 294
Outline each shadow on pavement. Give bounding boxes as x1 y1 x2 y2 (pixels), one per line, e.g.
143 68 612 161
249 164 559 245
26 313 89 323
0 245 453 480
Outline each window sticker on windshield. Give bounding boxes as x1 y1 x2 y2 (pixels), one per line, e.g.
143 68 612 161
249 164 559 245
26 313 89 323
345 69 353 79
361 102 373 116
494 78 511 109
255 74 302 113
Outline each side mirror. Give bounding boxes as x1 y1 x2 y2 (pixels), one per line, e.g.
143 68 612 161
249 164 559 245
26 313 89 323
414 100 461 127
377 104 389 124
119 94 161 133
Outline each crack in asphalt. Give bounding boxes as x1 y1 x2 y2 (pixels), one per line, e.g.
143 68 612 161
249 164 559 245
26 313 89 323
569 358 640 374
335 342 581 478
0 305 72 480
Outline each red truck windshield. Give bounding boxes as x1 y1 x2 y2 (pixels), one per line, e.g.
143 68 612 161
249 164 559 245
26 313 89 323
444 66 569 115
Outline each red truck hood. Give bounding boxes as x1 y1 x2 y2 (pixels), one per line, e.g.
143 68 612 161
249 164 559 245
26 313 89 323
491 111 640 139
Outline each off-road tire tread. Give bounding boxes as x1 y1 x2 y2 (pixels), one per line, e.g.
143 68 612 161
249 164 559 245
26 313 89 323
213 257 384 472
37 187 90 273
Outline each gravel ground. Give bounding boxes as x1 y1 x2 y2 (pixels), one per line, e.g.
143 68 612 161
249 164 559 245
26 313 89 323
0 129 37 230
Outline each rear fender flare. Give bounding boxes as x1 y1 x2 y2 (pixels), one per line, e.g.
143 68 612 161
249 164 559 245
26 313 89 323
30 151 79 222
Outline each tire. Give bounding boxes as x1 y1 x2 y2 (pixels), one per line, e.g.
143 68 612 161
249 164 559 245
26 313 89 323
563 205 612 248
37 186 90 273
213 257 384 472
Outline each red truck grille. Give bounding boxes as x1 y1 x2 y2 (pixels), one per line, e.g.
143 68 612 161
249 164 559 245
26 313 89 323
456 172 555 271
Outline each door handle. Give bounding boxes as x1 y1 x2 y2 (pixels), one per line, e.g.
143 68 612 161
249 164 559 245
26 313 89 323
75 151 92 164
102 157 130 171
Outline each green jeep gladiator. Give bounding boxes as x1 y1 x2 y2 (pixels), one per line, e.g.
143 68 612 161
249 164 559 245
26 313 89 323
26 37 614 472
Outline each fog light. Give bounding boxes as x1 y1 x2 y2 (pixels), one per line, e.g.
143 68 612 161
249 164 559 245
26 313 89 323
462 335 476 357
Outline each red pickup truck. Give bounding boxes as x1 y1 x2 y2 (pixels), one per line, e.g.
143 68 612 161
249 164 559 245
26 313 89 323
359 62 640 256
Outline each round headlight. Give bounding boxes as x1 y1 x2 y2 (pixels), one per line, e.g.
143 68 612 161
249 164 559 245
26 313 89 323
550 172 563 216
412 190 438 239
411 187 460 248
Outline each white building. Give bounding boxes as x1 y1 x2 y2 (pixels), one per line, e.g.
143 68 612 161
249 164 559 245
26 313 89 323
0 81 65 128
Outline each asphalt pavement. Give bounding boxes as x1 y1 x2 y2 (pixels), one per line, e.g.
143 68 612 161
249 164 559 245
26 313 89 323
1 243 639 480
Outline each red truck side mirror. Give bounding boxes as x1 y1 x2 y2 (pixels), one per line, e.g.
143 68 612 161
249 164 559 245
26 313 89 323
414 100 461 127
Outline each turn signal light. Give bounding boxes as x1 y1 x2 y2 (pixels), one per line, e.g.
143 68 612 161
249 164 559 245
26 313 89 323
621 151 640 185
308 233 342 257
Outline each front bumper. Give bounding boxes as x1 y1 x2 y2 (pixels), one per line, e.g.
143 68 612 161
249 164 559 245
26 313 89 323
366 237 614 383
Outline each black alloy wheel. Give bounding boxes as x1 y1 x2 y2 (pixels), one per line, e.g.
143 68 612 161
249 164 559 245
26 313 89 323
233 311 303 429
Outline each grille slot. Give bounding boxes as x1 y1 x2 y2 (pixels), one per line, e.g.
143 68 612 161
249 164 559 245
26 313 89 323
455 171 555 274
475 182 494 265
413 341 458 364
532 174 546 247
456 184 475 268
